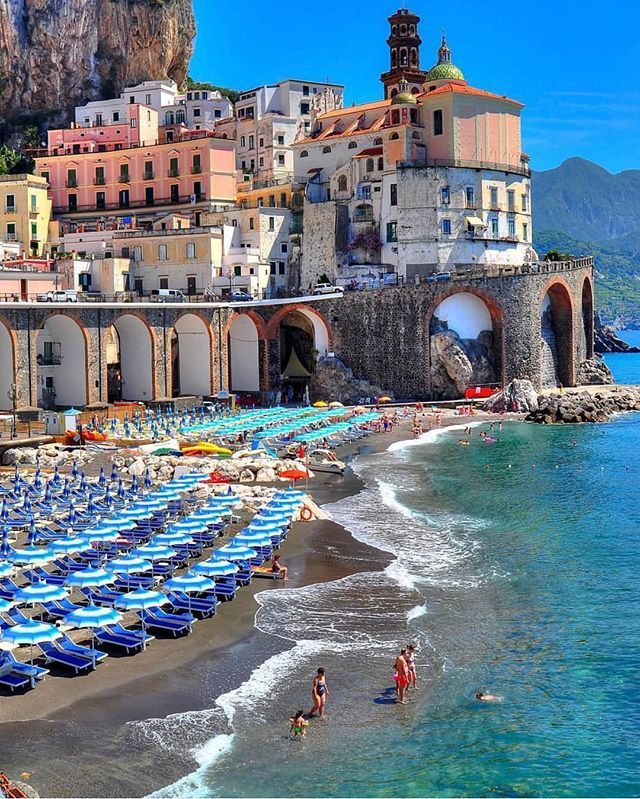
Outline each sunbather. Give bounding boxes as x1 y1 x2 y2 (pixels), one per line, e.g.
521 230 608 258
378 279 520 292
271 553 288 581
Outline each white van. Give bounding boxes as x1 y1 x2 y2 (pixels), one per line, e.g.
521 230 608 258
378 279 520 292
151 289 186 303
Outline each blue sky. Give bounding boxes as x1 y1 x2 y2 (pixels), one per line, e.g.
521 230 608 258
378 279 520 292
191 0 640 174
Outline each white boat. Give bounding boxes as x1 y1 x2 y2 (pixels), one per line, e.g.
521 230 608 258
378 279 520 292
308 459 346 475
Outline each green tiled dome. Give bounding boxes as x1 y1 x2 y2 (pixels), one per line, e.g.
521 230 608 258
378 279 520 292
391 91 418 105
426 62 465 81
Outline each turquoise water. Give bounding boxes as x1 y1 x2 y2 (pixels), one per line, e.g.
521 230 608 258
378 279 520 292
603 330 640 385
148 414 640 798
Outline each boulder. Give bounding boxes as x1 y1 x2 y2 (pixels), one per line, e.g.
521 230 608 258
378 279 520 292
482 379 539 413
308 356 390 405
128 458 146 477
256 467 277 483
577 358 615 386
239 469 255 483
430 331 473 397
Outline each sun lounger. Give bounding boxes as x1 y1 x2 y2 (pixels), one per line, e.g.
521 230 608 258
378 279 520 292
39 641 95 673
235 569 253 587
58 634 107 664
252 566 285 580
81 587 129 607
94 625 153 652
213 581 236 601
24 567 67 586
0 669 32 692
166 591 216 618
8 608 31 625
138 609 194 636
113 576 156 592
42 598 83 620
0 652 49 681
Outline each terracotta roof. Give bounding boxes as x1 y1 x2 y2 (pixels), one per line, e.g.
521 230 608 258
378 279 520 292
419 83 524 108
317 99 391 120
354 146 384 158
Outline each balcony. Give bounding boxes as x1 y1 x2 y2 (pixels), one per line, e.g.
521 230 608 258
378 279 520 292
5 234 17 242
191 166 202 174
168 168 180 178
29 209 39 218
37 352 62 367
118 174 130 184
143 172 155 181
94 177 106 185
66 180 78 188
53 192 209 214
4 205 16 214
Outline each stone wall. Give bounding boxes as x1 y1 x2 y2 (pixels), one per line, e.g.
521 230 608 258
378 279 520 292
298 200 339 290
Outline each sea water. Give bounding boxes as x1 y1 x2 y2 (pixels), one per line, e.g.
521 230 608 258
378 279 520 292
604 330 640 384
146 409 640 798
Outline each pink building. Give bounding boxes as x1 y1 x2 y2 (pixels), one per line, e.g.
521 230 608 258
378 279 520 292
35 104 236 223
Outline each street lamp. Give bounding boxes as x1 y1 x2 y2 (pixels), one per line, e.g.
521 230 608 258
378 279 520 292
7 383 18 440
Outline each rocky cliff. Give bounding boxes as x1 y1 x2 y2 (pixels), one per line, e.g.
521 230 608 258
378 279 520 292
0 0 195 131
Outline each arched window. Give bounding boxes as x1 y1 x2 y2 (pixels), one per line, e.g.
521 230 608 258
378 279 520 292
165 112 174 125
391 110 400 125
300 150 309 157
410 48 418 65
400 48 408 66
410 108 418 123
337 175 348 192
366 158 374 173
354 203 373 222
390 132 400 140
222 134 228 139
390 88 398 98
400 24 407 34
411 87 420 95
391 48 398 68
175 110 185 124
392 24 398 35
374 137 383 146
322 145 331 153
348 140 358 149
377 157 384 171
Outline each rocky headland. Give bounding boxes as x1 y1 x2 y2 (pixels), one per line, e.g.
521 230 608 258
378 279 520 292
594 315 640 354
526 386 640 424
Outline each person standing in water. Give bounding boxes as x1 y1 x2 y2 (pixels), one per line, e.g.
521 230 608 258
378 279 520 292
404 643 418 691
309 668 328 718
395 648 410 704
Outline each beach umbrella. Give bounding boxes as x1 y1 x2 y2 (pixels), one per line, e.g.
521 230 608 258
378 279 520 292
105 555 153 589
71 461 79 479
313 401 328 408
144 469 152 489
131 543 177 562
13 580 69 619
155 531 193 547
172 519 209 534
164 572 213 613
65 567 115 590
47 536 88 555
98 467 106 487
215 544 258 562
63 603 122 668
114 587 169 649
0 597 14 613
192 559 238 578
110 465 118 483
77 526 120 544
233 533 272 548
9 545 53 566
278 468 310 481
0 562 14 578
329 401 344 408
378 396 393 403
3 618 62 666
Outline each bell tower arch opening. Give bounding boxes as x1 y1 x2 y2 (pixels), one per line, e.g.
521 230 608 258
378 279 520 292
380 8 428 99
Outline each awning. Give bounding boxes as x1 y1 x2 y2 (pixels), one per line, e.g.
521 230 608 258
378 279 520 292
465 216 485 227
282 347 312 379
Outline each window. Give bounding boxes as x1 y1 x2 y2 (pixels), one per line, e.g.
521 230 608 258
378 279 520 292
145 93 152 105
259 157 264 167
278 153 285 166
508 218 516 236
465 186 475 207
143 160 153 180
281 243 288 254
441 219 451 235
338 175 348 192
187 242 196 259
386 221 398 243
278 261 285 275
300 150 309 157
130 118 137 128
40 172 49 185
433 109 444 136
95 166 105 185
113 111 120 122
507 189 515 211
234 265 242 277
159 277 169 290
322 145 331 153
521 193 528 212
268 194 276 207
121 246 130 258
240 136 246 148
490 186 498 207
356 184 371 200
68 194 78 212
522 222 529 241
96 191 106 210
133 246 143 262
193 180 202 200
119 164 130 183
169 157 179 177
192 153 201 173
248 135 254 149
390 183 397 206
67 168 77 188
175 109 185 124
249 217 254 230
440 186 450 205
300 102 310 115
214 109 221 118
95 113 103 126
280 193 287 207
391 110 400 125
6 223 16 240
5 193 15 211
193 108 201 118
366 158 374 173
170 184 180 203
303 85 310 96
268 217 275 231
270 261 277 276
158 244 168 260
491 217 499 237
348 141 358 150
389 132 400 140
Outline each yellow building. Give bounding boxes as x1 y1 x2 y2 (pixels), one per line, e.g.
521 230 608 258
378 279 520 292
0 174 52 257
236 182 293 210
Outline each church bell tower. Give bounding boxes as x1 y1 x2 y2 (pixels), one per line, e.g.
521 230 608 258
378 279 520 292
380 8 428 99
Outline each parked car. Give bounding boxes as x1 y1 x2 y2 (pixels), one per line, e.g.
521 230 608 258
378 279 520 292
36 289 78 303
312 282 344 295
426 272 452 284
150 289 185 303
230 291 254 302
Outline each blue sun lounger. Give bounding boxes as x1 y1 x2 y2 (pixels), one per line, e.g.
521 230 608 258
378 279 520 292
58 633 107 664
39 641 95 674
138 609 194 636
0 652 48 682
0 668 32 692
81 587 129 607
166 591 217 618
94 624 153 653
42 598 84 620
23 567 67 586
213 579 236 601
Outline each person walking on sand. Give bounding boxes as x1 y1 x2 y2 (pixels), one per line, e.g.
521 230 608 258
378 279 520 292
309 668 328 718
395 648 410 704
405 643 418 691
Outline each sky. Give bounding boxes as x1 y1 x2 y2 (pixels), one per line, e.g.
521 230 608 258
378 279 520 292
191 0 640 174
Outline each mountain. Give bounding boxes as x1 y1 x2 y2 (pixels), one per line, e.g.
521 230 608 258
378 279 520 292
0 0 195 136
533 157 640 247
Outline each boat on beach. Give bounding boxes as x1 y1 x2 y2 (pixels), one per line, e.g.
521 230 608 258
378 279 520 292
0 772 38 798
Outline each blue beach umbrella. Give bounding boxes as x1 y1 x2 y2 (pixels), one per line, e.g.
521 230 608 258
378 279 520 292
105 556 153 575
3 618 62 665
192 559 238 578
0 562 14 578
164 572 213 613
233 533 272 548
77 527 120 544
14 580 68 619
65 567 115 590
63 602 122 667
47 536 88 555
215 544 258 562
0 597 14 613
114 587 169 649
155 531 193 547
9 545 53 566
131 543 177 562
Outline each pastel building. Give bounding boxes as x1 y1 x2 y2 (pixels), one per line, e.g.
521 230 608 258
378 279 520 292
293 12 533 288
35 104 236 225
0 174 52 257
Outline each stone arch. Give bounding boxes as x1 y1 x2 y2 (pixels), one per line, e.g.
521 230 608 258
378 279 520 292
35 313 89 409
582 275 594 360
266 304 332 353
540 278 574 388
227 313 261 394
170 312 214 397
107 312 156 402
425 288 505 399
0 317 17 412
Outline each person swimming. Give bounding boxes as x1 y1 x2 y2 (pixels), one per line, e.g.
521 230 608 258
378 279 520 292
475 691 502 702
289 709 308 738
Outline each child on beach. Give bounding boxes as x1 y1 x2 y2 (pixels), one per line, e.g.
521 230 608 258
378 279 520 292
289 710 309 738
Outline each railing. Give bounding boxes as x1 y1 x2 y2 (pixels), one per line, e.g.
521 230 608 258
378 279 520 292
143 172 155 180
94 177 106 185
31 130 223 158
168 169 180 178
65 180 78 188
53 193 208 214
29 209 39 218
37 354 62 366
191 166 202 174
397 158 531 178
118 174 130 183
4 206 16 214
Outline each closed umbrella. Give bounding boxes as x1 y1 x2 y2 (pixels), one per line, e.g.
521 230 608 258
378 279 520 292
63 603 122 668
3 618 62 666
114 587 169 649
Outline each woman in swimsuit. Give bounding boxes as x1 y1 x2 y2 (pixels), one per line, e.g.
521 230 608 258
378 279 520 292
404 643 418 691
309 668 328 718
